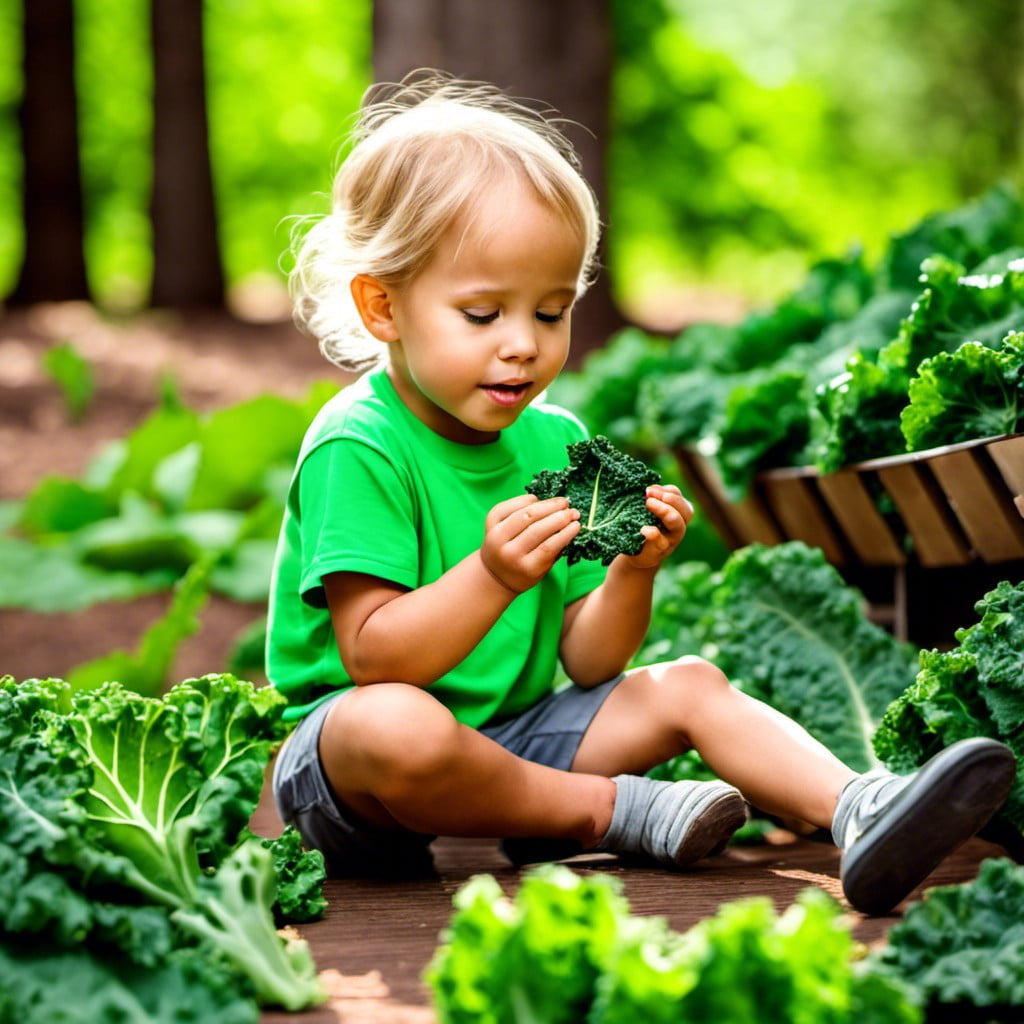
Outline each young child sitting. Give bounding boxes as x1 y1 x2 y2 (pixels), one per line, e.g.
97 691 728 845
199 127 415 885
267 70 1015 916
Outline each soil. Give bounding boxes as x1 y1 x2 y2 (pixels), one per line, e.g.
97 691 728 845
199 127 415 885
0 301 340 683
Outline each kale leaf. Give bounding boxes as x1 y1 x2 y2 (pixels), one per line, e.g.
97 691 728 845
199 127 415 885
871 858 1024 1015
873 580 1024 854
526 435 660 565
427 865 920 1023
0 673 327 1018
901 331 1024 452
704 543 920 772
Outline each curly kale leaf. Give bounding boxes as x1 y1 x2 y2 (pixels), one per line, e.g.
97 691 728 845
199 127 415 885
873 580 1024 849
871 858 1024 1014
257 826 328 924
901 331 1024 452
705 543 920 772
526 435 660 565
0 673 326 1012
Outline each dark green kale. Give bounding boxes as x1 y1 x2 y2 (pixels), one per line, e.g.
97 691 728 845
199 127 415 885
870 858 1024 1016
900 330 1024 452
526 435 661 566
873 580 1024 856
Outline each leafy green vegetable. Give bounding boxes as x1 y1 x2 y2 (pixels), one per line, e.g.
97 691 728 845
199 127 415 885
41 341 95 422
426 865 630 1024
871 858 1024 1016
259 827 329 925
873 580 1024 852
65 554 213 696
818 252 1024 469
427 865 920 1023
527 435 661 565
702 543 919 772
593 887 919 1024
0 672 327 1017
900 331 1024 451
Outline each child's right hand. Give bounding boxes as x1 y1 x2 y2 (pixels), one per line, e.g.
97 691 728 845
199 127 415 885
480 494 580 594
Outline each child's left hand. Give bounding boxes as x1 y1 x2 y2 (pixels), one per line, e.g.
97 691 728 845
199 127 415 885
623 484 694 570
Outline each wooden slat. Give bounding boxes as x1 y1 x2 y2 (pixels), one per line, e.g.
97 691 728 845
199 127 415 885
816 469 906 566
758 475 847 565
673 447 783 548
929 448 1024 562
875 462 973 567
987 434 1024 519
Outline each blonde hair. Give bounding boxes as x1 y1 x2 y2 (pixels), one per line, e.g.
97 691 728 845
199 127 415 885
290 69 602 372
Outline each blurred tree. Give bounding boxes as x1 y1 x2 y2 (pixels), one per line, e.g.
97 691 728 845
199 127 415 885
372 0 625 360
149 0 224 308
10 0 91 305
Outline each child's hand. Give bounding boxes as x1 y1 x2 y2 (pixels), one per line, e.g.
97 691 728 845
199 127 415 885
480 494 580 593
622 484 694 571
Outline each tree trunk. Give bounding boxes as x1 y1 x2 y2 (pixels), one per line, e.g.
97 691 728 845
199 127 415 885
9 0 91 306
372 0 625 363
149 0 224 309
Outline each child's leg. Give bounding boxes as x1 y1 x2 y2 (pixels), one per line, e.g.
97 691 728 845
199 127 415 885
318 681 616 846
572 656 855 828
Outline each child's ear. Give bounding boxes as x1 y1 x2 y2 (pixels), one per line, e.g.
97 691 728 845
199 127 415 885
350 274 400 343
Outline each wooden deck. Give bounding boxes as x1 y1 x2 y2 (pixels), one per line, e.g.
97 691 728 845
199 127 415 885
252 781 1006 1024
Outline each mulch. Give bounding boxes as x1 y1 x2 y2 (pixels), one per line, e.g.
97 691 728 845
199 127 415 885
251 778 1005 1024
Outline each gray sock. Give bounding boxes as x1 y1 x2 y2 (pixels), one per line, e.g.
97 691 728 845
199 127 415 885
596 774 747 867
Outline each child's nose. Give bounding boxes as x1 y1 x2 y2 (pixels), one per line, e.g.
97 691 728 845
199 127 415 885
499 318 540 360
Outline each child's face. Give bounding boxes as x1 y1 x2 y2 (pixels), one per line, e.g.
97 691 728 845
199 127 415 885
383 181 584 445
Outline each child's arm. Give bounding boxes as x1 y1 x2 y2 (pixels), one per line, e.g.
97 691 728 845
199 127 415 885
559 484 693 687
324 494 580 687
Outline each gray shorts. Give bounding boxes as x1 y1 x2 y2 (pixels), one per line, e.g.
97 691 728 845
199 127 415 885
271 675 623 877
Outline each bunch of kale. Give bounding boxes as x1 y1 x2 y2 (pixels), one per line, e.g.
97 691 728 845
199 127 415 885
0 672 328 1023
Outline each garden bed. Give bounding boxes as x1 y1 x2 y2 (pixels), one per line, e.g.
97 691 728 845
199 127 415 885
248 775 1005 1024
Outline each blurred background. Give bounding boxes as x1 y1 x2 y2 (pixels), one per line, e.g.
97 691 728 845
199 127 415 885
3 0 1022 350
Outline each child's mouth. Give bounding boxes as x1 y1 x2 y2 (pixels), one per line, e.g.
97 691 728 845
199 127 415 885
481 381 531 407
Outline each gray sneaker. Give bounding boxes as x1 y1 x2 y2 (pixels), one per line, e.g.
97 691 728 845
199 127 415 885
834 737 1017 915
597 775 749 868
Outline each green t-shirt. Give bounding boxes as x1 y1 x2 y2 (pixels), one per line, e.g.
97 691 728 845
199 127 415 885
266 369 608 725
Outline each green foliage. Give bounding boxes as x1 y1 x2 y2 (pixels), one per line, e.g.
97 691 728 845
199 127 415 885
873 580 1024 848
900 330 1024 451
259 828 328 925
871 858 1024 1016
0 672 326 1017
65 555 213 696
527 436 661 565
41 342 95 421
703 543 919 772
0 381 336 615
426 865 920 1023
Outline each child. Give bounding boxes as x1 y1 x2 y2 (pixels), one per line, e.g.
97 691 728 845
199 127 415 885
267 70 1015 916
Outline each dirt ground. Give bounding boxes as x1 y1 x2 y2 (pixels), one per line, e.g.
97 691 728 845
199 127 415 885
0 301 338 683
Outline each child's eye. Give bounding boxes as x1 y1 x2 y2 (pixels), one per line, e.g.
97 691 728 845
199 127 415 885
462 309 499 325
536 309 565 324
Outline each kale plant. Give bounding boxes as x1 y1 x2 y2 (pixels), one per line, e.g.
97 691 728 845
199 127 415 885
0 673 328 1020
873 580 1024 857
901 330 1024 452
871 858 1024 1017
527 435 661 565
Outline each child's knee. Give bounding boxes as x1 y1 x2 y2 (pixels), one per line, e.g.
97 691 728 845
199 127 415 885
655 655 732 697
322 682 460 784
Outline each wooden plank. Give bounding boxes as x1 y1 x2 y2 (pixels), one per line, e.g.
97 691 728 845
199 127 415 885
987 435 1024 518
673 446 783 548
929 448 1024 563
875 463 973 567
816 469 906 566
758 475 847 565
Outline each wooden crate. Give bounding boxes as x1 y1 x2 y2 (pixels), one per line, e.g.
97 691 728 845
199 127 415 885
674 433 1024 569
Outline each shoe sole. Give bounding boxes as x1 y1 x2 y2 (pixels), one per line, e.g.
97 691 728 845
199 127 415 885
669 784 749 866
841 737 1017 916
